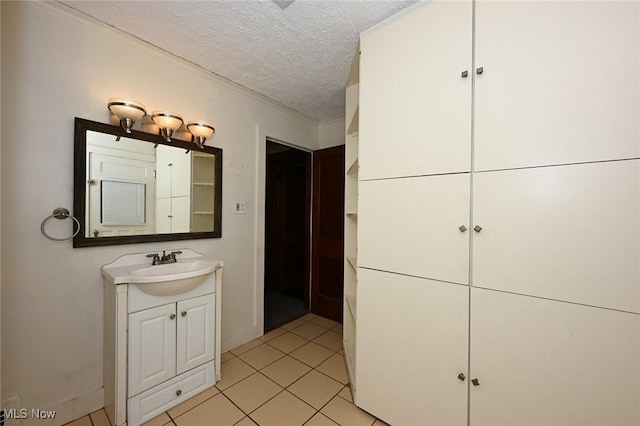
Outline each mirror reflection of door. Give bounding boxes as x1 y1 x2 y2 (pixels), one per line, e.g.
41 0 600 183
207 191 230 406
88 152 155 237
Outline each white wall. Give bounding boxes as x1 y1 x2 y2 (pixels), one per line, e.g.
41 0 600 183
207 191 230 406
0 2 319 423
319 117 346 149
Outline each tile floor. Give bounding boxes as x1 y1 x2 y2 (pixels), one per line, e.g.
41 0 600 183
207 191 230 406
66 313 387 426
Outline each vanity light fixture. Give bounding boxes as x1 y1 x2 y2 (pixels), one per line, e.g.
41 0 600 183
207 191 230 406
151 111 184 142
107 98 147 134
186 121 216 148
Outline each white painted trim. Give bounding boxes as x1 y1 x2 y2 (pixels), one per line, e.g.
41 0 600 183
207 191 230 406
319 115 346 126
21 387 104 426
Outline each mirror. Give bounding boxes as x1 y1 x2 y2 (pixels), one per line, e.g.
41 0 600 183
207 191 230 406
73 118 222 247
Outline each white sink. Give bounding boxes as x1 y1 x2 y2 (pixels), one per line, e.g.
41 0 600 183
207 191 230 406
102 250 222 296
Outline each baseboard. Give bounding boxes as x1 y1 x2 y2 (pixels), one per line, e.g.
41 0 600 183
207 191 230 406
221 325 262 353
18 387 104 426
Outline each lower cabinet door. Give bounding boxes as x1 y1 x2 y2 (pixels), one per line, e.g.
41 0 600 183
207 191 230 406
129 304 177 396
356 268 469 426
176 294 215 374
128 361 215 426
470 288 640 426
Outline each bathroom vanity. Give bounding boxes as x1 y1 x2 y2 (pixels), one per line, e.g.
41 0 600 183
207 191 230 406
102 249 222 426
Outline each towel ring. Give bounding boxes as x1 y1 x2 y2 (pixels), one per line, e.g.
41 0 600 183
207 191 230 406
41 208 80 241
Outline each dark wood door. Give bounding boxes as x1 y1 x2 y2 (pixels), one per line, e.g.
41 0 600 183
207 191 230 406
311 145 345 322
265 147 312 308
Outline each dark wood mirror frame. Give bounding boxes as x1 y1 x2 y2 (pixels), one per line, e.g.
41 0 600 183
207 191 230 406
73 117 222 247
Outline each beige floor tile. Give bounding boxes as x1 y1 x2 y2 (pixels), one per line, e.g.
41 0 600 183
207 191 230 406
373 419 391 425
337 385 353 403
216 357 256 390
238 343 285 370
221 351 235 362
305 413 340 426
234 417 258 426
168 386 220 418
310 316 340 330
316 353 349 385
174 394 244 426
249 391 315 426
223 373 282 414
290 322 328 340
287 370 343 410
281 317 307 330
230 339 264 356
261 355 311 387
300 313 318 321
289 341 334 368
65 415 91 426
267 332 307 353
89 409 111 426
313 331 343 352
331 324 343 334
259 327 287 342
141 412 172 426
320 396 376 426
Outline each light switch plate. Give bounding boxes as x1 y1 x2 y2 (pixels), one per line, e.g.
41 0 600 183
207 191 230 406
233 200 246 214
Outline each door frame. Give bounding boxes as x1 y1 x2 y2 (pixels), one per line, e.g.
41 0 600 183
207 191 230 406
264 141 313 313
255 132 314 337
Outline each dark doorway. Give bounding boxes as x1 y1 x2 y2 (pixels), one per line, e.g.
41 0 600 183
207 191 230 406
311 145 345 322
264 140 312 331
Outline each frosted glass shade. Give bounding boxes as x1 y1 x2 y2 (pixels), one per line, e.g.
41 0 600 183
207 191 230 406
187 121 215 148
186 121 215 138
151 112 184 131
107 98 147 133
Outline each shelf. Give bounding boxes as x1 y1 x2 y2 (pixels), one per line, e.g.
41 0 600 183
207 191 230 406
347 158 358 176
346 256 357 272
346 294 357 321
193 211 214 215
347 107 359 136
343 340 356 397
192 182 215 186
346 212 358 219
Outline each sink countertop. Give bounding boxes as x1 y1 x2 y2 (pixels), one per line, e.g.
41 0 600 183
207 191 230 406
102 248 223 284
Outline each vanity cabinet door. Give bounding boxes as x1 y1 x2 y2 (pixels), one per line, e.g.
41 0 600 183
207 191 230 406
176 295 215 374
129 304 177 396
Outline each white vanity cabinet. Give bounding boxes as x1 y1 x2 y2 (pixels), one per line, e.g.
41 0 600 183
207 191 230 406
102 250 222 426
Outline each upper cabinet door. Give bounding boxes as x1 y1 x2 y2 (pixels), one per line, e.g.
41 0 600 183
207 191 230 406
473 160 640 314
475 1 640 171
359 173 470 285
359 0 472 180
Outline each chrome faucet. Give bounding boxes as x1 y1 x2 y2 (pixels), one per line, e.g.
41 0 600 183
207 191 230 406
146 250 183 265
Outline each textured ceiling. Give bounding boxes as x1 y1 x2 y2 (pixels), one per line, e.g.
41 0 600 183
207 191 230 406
59 0 419 122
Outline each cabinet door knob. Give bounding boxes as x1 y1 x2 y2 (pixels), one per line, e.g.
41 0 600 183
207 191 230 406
472 378 480 386
176 389 182 396
473 225 482 233
181 311 187 317
170 314 176 320
458 373 466 381
459 225 467 233
476 67 484 75
461 70 469 78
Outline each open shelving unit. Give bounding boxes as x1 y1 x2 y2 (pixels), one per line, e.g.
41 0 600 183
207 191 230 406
343 45 360 398
191 152 216 232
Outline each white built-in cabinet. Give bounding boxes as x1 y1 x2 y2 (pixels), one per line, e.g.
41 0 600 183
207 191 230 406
347 1 640 425
156 148 216 233
156 145 191 233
